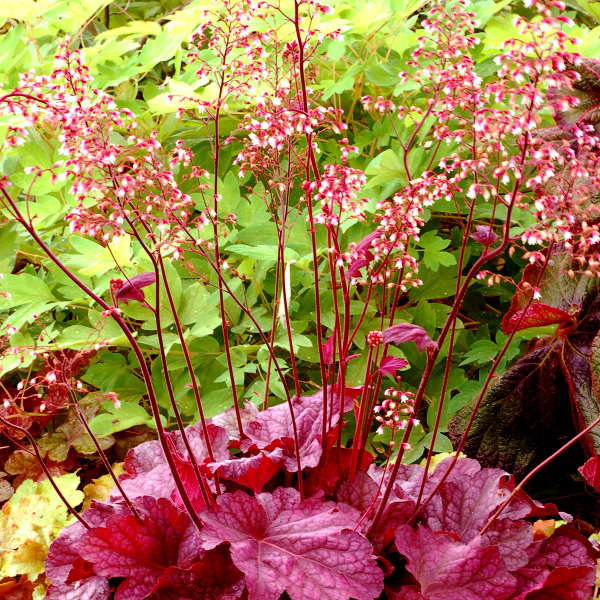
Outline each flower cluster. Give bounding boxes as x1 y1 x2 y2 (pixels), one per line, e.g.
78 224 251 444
373 381 417 437
0 40 206 253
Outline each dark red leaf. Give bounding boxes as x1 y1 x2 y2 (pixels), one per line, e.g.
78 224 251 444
207 449 284 493
150 545 244 600
79 497 202 600
500 247 591 335
524 566 595 600
115 272 156 305
501 303 573 335
240 389 354 472
200 488 383 600
394 524 517 600
382 323 437 352
578 456 600 491
448 345 575 479
514 525 596 599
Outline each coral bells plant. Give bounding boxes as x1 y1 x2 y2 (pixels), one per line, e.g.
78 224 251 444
1 0 600 598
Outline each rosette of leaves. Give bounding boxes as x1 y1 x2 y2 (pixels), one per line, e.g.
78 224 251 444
44 391 597 599
449 248 600 478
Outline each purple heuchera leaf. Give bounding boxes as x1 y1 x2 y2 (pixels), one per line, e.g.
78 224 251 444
379 355 409 375
207 448 285 493
240 389 355 472
211 400 260 441
200 487 383 600
382 323 437 352
395 524 517 600
151 544 245 600
114 272 156 305
46 501 129 599
471 225 499 245
79 496 203 600
116 422 230 510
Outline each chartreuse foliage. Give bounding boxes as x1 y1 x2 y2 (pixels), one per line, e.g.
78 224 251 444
0 0 600 599
0 473 83 582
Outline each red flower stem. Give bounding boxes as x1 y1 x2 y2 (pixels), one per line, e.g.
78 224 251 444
480 412 600 535
278 232 302 398
368 79 539 533
151 260 213 507
0 183 205 532
116 209 214 506
291 1 328 463
157 255 219 469
0 415 90 528
415 198 476 506
212 104 244 439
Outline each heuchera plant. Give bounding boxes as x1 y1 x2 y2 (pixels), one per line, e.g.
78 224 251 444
0 0 599 598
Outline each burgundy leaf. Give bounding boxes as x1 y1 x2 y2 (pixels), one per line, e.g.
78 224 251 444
470 225 499 246
561 319 600 457
395 524 517 600
200 488 383 600
207 448 284 493
514 526 596 599
79 497 203 600
382 323 437 352
578 456 600 491
240 389 354 472
524 566 595 600
117 423 230 510
501 303 573 335
448 344 575 479
46 502 129 599
379 355 409 375
150 545 245 600
114 272 156 305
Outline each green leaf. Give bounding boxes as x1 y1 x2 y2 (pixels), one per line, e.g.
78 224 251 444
88 400 158 436
0 273 55 309
416 231 456 272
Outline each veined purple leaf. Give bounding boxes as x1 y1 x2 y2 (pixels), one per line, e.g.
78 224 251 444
114 272 156 305
382 323 437 352
200 488 383 600
207 448 285 493
79 497 203 600
116 423 230 510
395 524 517 600
240 389 355 472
